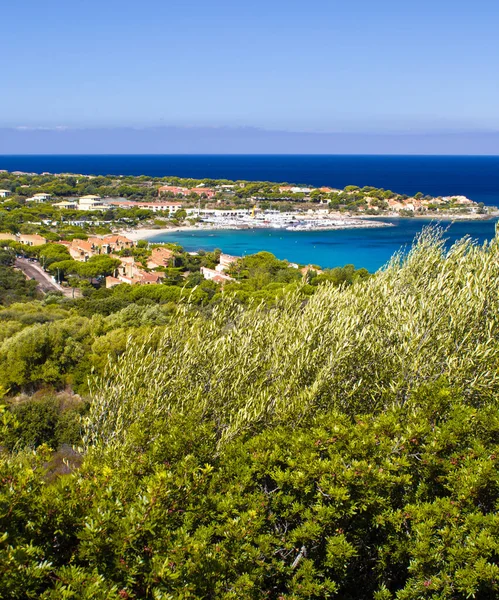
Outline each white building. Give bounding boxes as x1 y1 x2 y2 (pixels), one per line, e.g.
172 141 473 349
186 208 250 217
26 193 52 203
78 195 106 211
290 187 313 194
54 200 78 209
215 253 240 273
0 190 12 198
34 192 52 201
200 266 235 283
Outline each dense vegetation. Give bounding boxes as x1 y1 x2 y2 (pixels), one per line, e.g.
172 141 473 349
2 228 499 598
0 248 38 305
0 246 366 394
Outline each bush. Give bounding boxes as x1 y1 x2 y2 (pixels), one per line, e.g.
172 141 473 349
2 392 87 450
88 228 499 449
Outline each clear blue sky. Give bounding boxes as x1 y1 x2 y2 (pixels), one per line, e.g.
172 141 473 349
2 0 498 133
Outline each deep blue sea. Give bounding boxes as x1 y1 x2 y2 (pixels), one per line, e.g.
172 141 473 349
1 154 498 205
1 154 498 271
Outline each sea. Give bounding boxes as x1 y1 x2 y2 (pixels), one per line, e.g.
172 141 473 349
1 154 498 271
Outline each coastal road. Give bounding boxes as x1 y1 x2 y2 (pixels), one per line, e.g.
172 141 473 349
15 258 65 294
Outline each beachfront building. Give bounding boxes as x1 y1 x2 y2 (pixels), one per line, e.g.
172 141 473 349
18 234 47 247
0 190 12 198
186 208 250 218
109 200 183 213
78 195 106 211
441 195 474 205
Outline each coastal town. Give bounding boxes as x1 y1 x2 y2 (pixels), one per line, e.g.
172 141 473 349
0 169 495 294
0 169 493 235
0 228 326 293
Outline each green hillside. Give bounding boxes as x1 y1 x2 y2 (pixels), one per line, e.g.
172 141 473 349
2 228 499 599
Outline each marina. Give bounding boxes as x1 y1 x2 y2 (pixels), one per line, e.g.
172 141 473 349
148 217 499 272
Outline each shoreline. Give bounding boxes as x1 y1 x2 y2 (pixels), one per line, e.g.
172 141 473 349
121 219 392 241
121 212 498 242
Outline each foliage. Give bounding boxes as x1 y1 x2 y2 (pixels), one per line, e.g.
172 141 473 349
1 383 499 598
2 392 87 450
1 228 499 598
38 243 71 268
89 228 499 448
0 265 38 305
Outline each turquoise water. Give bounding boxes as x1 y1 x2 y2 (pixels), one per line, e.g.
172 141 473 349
149 218 499 272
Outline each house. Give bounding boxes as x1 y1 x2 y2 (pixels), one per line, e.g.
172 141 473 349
278 186 312 194
158 185 215 199
189 187 215 199
64 235 135 261
158 185 189 196
387 198 406 211
100 235 134 252
26 196 46 204
54 200 78 209
215 253 239 273
147 246 175 269
300 265 324 276
105 276 122 288
18 234 47 247
78 195 105 211
0 190 12 198
138 272 165 284
112 255 165 286
200 266 235 283
26 193 52 203
69 239 95 261
115 256 143 282
441 195 473 205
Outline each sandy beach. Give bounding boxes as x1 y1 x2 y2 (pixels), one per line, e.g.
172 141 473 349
121 225 199 242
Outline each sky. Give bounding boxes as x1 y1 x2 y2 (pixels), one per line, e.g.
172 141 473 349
1 0 498 152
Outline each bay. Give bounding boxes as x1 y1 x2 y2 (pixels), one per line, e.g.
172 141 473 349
2 154 498 270
149 218 499 272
